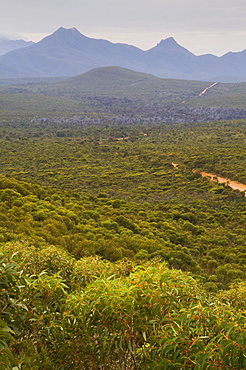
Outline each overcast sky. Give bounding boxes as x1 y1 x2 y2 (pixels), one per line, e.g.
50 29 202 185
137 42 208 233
0 0 246 56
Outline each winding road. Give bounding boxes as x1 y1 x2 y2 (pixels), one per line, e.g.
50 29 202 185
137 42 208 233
172 163 246 195
200 171 246 195
181 82 218 103
198 82 218 97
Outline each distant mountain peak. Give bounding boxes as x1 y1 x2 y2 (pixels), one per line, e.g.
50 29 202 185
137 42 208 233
158 37 177 45
0 27 246 82
148 36 195 59
56 27 81 33
153 37 193 53
36 26 89 49
70 27 80 33
0 37 34 56
53 27 83 36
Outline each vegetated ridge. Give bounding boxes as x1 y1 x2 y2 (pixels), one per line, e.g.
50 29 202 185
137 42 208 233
1 66 246 123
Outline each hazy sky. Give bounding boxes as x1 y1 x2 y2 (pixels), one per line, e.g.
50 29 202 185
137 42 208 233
0 0 246 56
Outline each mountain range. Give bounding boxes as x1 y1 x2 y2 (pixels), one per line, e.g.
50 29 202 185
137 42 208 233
0 27 246 82
0 37 34 56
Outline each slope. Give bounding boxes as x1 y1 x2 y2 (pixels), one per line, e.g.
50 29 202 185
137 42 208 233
0 27 144 78
0 37 34 56
0 27 246 81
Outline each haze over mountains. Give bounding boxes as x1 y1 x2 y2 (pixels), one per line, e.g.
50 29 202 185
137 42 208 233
0 37 34 56
0 27 246 82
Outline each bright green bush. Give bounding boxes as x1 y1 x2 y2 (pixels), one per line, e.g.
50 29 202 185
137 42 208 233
0 253 28 369
1 250 246 369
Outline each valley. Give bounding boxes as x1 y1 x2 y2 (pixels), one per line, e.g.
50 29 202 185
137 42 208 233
1 65 246 369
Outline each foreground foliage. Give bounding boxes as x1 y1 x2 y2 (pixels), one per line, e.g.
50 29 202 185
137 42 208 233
1 251 246 369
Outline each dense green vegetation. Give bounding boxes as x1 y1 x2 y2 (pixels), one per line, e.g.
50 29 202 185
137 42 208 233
188 81 246 109
1 83 246 367
2 67 246 109
2 251 246 369
0 118 246 285
1 117 246 188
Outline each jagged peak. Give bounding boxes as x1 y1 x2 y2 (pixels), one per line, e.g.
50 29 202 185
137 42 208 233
157 37 178 46
149 36 195 57
53 27 83 36
36 27 89 48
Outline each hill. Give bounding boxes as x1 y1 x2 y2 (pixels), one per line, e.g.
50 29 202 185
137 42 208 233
1 66 246 122
38 66 210 103
0 27 246 82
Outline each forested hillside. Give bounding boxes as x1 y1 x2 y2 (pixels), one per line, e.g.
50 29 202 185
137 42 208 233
1 110 246 367
1 67 246 123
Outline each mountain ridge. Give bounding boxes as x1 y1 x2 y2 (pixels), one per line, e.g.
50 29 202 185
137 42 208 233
0 27 245 82
0 37 34 56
